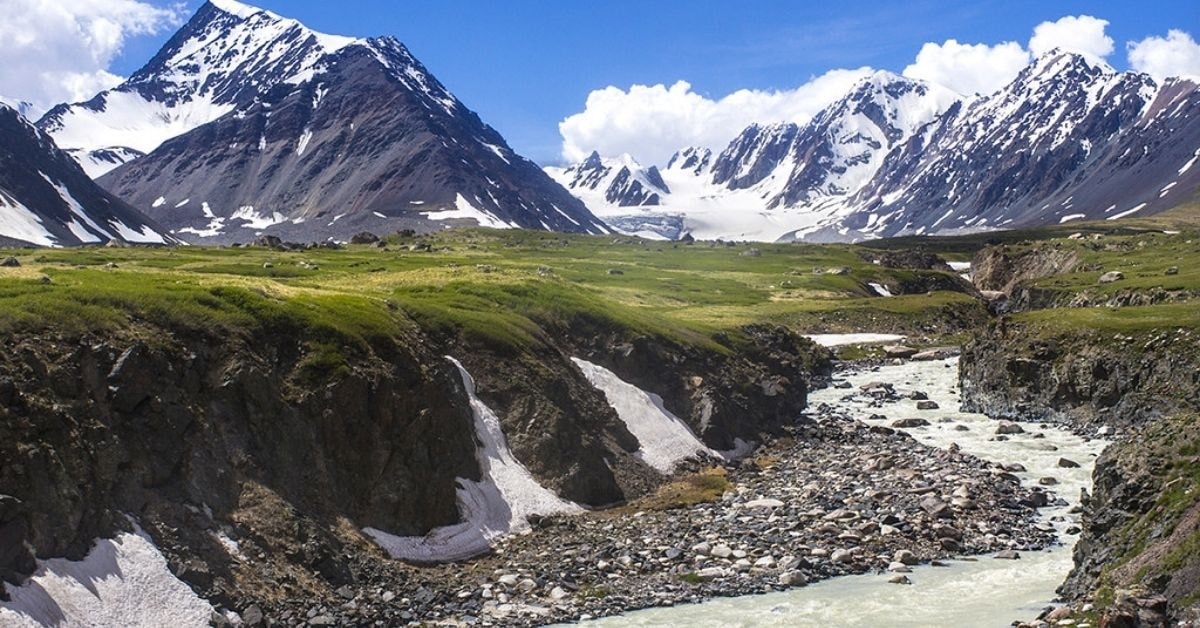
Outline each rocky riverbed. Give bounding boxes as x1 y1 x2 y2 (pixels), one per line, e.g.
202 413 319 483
228 358 1070 627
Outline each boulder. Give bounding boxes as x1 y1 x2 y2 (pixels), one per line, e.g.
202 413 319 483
996 421 1025 435
892 418 931 428
915 401 940 410
0 257 19 267
1057 458 1081 469
883 345 919 358
1098 271 1125 284
350 232 380 244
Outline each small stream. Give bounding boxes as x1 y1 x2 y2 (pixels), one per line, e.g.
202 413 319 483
590 358 1107 627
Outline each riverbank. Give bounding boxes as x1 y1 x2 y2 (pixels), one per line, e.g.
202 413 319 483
223 358 1073 626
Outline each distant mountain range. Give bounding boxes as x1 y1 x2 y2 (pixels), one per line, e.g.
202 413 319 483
551 53 1200 242
34 0 607 244
4 0 1197 246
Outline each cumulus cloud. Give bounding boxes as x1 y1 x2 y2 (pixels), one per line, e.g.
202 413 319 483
558 68 872 165
903 40 1030 96
1128 30 1200 80
1029 15 1114 59
0 0 184 110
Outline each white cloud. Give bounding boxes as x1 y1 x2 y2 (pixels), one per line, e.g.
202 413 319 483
0 0 184 111
557 69 872 165
1029 15 1114 60
903 39 1031 96
1128 30 1200 81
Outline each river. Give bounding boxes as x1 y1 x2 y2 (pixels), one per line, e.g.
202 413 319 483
587 358 1107 627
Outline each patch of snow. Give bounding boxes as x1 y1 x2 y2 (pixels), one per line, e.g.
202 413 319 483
39 172 115 243
868 282 893 297
1159 181 1178 198
1180 150 1199 175
421 194 516 230
231 206 286 229
175 199 191 208
947 261 971 272
365 357 581 563
1059 214 1086 223
372 211 386 219
1107 203 1148 221
805 333 905 347
151 197 165 208
0 189 58 247
296 129 313 156
572 358 717 473
107 220 167 244
481 142 510 164
0 524 214 628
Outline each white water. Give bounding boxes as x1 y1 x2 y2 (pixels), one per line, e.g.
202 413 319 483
591 358 1107 627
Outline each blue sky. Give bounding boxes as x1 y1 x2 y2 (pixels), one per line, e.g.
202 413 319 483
110 0 1199 164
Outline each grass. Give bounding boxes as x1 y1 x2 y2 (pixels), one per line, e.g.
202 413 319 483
634 467 731 511
0 230 989 358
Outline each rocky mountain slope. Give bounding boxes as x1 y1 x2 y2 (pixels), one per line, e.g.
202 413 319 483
565 53 1200 243
0 104 172 246
45 0 606 243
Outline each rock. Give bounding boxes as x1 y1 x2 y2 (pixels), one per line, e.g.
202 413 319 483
894 549 919 566
696 567 726 580
242 605 264 627
921 496 953 519
996 421 1025 435
743 498 785 509
908 391 929 400
1097 426 1116 437
1165 266 1179 276
254 235 283 249
888 562 912 573
710 545 733 559
892 418 930 428
883 345 919 358
691 541 712 556
549 586 569 601
994 550 1021 560
1098 271 1125 284
350 232 380 244
778 571 808 587
517 578 537 593
915 401 940 410
607 268 625 275
753 556 776 569
912 347 960 361
830 549 854 564
1039 477 1058 486
826 266 851 275
308 616 336 626
741 248 762 257
888 575 912 585
0 257 19 267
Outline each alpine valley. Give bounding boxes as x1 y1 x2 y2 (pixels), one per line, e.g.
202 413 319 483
2 2 1200 628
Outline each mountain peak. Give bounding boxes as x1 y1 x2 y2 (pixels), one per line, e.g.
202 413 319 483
1025 48 1116 81
206 0 267 19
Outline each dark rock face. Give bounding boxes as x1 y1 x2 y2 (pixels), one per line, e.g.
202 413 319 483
0 106 172 246
97 20 605 242
960 320 1199 431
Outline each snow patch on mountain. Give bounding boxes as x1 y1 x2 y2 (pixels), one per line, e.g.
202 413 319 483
573 358 717 474
365 357 581 563
0 524 214 628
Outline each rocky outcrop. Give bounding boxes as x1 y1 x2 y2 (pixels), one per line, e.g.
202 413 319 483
960 317 1200 624
971 244 1081 296
0 319 481 603
960 320 1200 432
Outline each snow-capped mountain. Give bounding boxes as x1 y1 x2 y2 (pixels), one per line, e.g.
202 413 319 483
557 71 962 240
0 97 43 123
0 104 173 247
566 53 1200 242
74 0 605 242
834 50 1191 239
37 0 358 177
546 152 670 207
